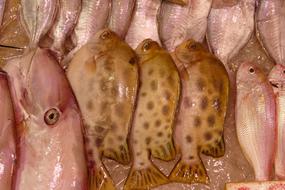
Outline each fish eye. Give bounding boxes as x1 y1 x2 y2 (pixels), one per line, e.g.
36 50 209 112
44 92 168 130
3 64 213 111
142 41 152 51
129 57 137 65
249 67 255 74
187 43 197 50
283 70 285 74
44 108 60 125
100 31 111 40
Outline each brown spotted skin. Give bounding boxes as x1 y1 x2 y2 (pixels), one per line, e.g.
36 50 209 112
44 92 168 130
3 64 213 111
124 39 180 190
67 29 139 190
170 39 229 184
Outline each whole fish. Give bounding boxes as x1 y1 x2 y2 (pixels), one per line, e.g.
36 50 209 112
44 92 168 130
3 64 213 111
207 0 255 66
124 39 180 190
268 64 285 179
49 0 82 60
108 0 135 39
0 0 5 25
170 39 229 184
125 0 162 49
4 49 88 190
67 29 138 190
0 70 16 190
165 0 187 5
236 62 276 181
20 0 57 47
256 0 285 65
159 0 212 51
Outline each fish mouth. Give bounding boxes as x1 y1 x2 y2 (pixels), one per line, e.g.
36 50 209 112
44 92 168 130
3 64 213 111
269 81 279 89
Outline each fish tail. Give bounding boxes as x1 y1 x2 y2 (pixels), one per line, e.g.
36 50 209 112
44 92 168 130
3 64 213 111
201 137 225 157
103 142 130 165
124 162 169 190
151 141 176 161
169 159 209 184
89 166 116 190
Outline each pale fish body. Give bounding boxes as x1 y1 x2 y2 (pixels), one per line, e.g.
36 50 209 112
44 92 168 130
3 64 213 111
170 40 229 184
159 0 212 51
207 0 255 66
108 0 135 39
0 71 16 190
49 0 82 59
20 0 57 47
236 62 276 181
268 64 285 179
4 49 88 190
124 39 180 190
125 0 162 49
256 0 285 65
0 0 5 25
67 29 138 190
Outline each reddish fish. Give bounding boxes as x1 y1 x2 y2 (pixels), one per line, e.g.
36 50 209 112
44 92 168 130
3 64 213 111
0 70 16 190
4 48 88 190
236 62 276 181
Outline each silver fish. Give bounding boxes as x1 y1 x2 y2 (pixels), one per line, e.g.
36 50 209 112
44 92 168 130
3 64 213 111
0 0 5 25
256 0 285 65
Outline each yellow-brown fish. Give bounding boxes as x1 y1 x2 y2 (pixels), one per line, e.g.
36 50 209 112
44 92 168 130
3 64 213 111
67 29 139 190
124 39 180 190
170 39 229 184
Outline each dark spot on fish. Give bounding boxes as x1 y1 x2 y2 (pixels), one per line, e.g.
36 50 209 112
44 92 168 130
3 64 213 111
159 69 165 77
143 122 149 129
95 138 103 147
95 125 105 133
164 125 169 130
140 162 145 166
134 140 138 144
147 101 154 110
200 96 208 110
162 105 170 116
129 57 137 65
183 97 191 108
136 152 141 156
148 69 154 75
157 132 163 137
115 103 124 117
86 100 94 110
150 80 157 91
207 115 216 127
155 120 161 127
196 78 206 91
189 156 194 160
194 116 201 127
186 135 192 143
139 113 143 117
145 137 152 145
141 92 147 97
204 132 213 141
163 90 171 100
117 136 124 141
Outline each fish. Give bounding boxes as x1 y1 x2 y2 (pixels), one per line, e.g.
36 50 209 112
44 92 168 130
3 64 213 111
207 0 255 67
20 0 58 47
3 48 88 190
159 0 212 51
256 0 285 65
49 0 82 60
67 29 138 190
124 39 180 190
108 0 135 39
0 0 5 25
268 64 285 179
226 181 285 190
170 39 229 184
165 0 187 5
125 0 162 49
236 62 276 181
0 70 16 190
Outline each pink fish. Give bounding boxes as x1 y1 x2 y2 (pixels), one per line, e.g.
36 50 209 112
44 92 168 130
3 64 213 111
236 62 276 181
0 70 16 190
4 48 88 190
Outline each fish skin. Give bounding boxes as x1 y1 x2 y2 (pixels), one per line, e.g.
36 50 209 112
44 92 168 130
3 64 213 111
236 62 276 181
20 0 57 47
170 39 229 184
0 71 16 190
4 49 88 190
165 0 188 5
125 0 162 49
108 0 135 39
268 64 285 179
159 0 212 51
67 29 138 190
207 0 255 66
256 0 285 65
49 0 82 60
0 0 5 25
124 39 180 190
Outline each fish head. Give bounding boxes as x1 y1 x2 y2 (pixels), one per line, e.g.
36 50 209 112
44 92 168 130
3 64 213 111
135 39 162 62
268 64 285 92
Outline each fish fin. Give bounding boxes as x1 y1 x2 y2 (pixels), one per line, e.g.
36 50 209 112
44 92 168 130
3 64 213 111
201 137 225 158
124 163 169 190
103 142 130 165
89 166 116 190
151 141 176 161
169 159 209 184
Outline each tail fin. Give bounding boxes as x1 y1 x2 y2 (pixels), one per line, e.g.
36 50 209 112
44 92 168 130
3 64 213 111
103 142 130 165
89 166 116 190
169 159 209 184
151 141 176 161
201 137 225 157
124 163 169 190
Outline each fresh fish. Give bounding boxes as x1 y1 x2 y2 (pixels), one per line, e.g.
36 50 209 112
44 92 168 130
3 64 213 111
67 29 138 190
170 39 229 184
20 0 57 47
226 181 285 190
159 0 212 51
124 39 180 190
236 62 276 181
49 0 81 60
108 0 135 39
4 48 88 190
207 0 255 66
268 64 285 179
0 70 16 190
0 0 5 25
256 0 285 65
165 0 187 5
125 0 162 49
